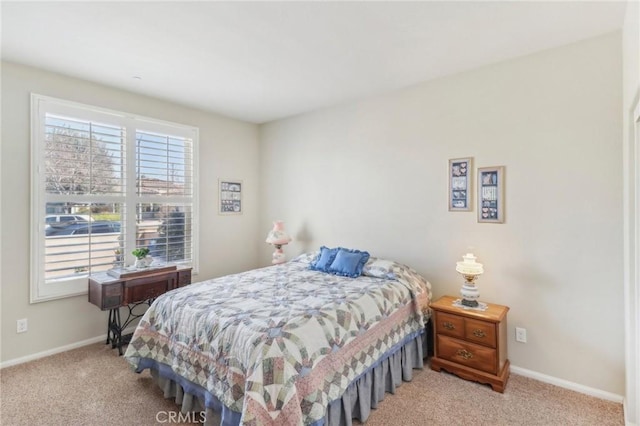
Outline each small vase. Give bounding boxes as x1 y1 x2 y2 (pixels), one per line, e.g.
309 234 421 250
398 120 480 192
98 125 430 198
135 258 147 269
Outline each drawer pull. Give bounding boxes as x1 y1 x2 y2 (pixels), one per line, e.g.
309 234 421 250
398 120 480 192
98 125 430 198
473 329 486 338
443 321 455 330
456 349 473 360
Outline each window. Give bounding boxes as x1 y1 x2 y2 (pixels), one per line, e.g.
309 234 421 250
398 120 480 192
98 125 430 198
31 94 198 302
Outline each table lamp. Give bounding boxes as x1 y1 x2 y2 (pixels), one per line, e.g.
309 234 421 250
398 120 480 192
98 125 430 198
265 220 292 264
455 252 484 307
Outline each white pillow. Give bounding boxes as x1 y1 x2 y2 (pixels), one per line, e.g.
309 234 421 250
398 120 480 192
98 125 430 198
362 257 396 280
291 251 320 265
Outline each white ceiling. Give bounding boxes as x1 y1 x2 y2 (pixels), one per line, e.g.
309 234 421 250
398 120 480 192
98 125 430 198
1 1 627 124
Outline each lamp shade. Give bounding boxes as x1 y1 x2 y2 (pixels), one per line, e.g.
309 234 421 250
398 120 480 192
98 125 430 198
455 253 484 276
265 220 292 246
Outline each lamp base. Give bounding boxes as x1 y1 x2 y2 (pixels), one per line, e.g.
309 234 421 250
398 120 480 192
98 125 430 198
460 280 480 307
271 245 286 264
460 298 479 308
452 299 488 311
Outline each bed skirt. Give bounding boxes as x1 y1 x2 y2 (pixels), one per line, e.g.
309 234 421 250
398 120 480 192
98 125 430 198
142 328 429 426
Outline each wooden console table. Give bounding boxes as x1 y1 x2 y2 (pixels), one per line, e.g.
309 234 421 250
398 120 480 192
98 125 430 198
88 265 192 355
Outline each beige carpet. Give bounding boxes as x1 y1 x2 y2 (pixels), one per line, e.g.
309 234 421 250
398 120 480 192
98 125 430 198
0 342 624 425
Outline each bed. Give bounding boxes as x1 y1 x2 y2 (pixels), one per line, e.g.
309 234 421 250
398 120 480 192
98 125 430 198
124 251 432 425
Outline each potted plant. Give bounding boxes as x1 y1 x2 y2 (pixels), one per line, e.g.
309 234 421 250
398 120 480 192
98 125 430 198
132 247 150 269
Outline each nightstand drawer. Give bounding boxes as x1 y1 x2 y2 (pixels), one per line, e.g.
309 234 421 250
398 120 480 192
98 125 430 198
435 312 465 339
464 318 496 348
437 335 497 374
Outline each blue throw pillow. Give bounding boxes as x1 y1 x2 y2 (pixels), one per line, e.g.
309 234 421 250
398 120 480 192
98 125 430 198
327 248 370 278
309 246 338 272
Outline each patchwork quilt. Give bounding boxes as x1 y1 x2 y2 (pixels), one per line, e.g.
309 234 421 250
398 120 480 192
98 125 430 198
124 257 432 425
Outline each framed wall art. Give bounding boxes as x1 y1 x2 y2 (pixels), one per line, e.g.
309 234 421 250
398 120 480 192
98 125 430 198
448 157 473 211
477 166 505 223
219 179 242 215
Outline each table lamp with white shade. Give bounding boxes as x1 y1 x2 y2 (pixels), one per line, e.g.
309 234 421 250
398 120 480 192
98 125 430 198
455 252 484 308
265 220 292 264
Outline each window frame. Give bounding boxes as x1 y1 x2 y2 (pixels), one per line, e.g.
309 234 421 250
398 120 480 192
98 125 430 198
30 94 199 303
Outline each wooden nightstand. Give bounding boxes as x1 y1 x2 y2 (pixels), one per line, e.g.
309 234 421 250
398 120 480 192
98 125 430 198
430 295 510 392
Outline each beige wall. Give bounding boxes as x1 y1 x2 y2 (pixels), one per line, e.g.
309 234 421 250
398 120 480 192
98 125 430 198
0 62 260 363
623 0 639 422
259 33 624 394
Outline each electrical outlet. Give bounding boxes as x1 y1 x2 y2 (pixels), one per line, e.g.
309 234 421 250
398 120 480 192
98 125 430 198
515 327 527 343
16 318 28 333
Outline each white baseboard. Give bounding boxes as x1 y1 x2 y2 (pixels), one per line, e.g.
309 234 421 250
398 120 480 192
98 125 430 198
510 364 625 404
0 326 137 369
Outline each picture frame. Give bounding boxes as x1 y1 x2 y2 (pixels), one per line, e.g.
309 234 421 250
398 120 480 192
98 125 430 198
448 157 473 211
219 179 242 215
477 166 505 223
